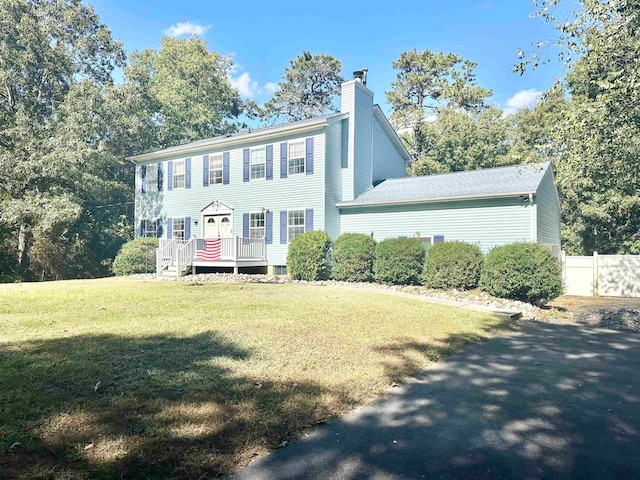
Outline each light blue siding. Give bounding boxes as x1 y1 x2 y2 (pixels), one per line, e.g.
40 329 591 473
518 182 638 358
536 166 562 249
372 114 407 182
324 120 343 239
135 129 326 265
353 85 373 198
340 198 533 253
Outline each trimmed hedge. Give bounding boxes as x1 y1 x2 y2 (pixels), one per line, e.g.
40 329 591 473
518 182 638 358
422 241 483 290
331 233 376 282
374 237 425 285
287 231 332 281
112 237 159 276
481 242 563 305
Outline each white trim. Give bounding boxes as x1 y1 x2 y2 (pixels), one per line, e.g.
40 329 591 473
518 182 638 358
287 208 305 243
172 217 186 240
173 159 185 190
249 210 266 239
337 191 537 208
208 153 223 185
127 114 347 163
200 201 234 238
530 193 537 241
250 146 267 181
287 139 306 176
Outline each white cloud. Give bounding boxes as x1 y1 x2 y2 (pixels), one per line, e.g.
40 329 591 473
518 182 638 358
229 72 259 98
502 89 543 116
229 72 278 99
163 21 210 37
263 82 278 94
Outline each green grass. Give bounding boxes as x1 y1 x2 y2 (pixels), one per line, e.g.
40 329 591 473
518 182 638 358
0 278 509 479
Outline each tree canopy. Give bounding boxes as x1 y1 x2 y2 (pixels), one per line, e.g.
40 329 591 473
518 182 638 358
258 51 345 122
517 0 640 254
0 2 245 280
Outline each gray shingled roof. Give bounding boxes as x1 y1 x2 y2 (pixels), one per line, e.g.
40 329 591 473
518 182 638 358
340 162 551 206
127 112 345 162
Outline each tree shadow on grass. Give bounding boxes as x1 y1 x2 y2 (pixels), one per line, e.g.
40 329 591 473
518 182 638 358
0 332 348 479
232 323 640 480
0 316 517 480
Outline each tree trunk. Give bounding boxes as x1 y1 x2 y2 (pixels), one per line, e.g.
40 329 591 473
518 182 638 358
17 221 31 280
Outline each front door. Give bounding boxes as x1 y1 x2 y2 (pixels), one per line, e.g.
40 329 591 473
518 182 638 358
203 215 232 238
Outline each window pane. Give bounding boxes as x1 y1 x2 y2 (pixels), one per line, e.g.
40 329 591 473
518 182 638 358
287 210 305 242
251 164 265 179
250 149 265 163
250 212 265 238
210 155 223 184
289 157 305 175
173 218 185 240
289 141 305 159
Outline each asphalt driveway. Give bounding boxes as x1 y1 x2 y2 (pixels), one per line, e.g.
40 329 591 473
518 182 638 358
231 321 640 479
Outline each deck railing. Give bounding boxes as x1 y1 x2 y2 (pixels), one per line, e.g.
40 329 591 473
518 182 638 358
200 236 266 261
156 238 176 272
176 238 197 277
158 236 267 276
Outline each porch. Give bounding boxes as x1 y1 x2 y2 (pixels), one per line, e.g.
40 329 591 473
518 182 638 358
156 236 267 277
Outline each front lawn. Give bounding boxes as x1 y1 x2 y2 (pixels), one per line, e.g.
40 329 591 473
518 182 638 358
0 278 507 479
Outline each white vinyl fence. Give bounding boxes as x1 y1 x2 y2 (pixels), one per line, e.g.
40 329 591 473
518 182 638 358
562 252 640 297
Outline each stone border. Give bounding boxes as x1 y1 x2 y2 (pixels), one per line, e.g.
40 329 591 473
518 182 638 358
132 272 540 319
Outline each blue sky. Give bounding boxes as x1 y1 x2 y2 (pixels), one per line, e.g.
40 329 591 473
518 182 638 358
91 0 565 117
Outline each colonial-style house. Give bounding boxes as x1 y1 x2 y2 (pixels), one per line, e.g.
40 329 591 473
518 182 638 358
129 72 561 277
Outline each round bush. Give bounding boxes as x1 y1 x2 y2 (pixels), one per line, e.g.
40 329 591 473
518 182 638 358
331 233 376 282
373 237 425 285
422 241 484 290
481 242 563 305
112 238 159 276
287 231 332 281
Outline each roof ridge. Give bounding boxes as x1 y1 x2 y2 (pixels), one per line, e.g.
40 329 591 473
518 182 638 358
383 161 550 183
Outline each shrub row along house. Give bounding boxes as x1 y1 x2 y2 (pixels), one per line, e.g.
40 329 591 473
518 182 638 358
129 72 561 277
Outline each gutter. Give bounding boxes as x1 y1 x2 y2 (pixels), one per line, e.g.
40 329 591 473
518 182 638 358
337 191 537 208
127 114 346 163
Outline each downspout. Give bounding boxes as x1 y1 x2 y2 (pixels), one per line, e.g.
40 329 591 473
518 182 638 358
530 193 537 242
130 158 139 239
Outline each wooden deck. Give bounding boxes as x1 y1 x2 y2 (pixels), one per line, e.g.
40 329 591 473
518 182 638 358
157 237 267 277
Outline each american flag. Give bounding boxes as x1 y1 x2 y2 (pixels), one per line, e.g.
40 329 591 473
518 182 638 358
195 239 222 261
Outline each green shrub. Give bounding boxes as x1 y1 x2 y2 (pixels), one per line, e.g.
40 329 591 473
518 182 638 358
374 237 425 285
112 238 159 276
481 242 563 305
287 231 332 281
422 241 484 290
331 233 376 282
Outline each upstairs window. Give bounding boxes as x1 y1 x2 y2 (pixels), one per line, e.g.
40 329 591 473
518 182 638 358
146 165 157 193
288 141 305 175
288 209 305 242
250 212 265 238
173 160 185 189
250 148 266 180
210 154 223 185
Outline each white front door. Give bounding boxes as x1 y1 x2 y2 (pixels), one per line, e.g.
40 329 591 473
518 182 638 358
203 215 232 238
219 216 232 237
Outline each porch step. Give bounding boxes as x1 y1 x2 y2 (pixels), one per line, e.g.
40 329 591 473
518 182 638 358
157 265 191 278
